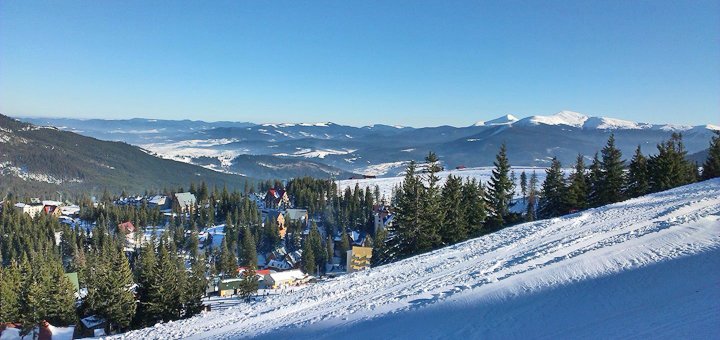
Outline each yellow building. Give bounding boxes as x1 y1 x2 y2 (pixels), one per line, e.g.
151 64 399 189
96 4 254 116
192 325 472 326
346 246 373 273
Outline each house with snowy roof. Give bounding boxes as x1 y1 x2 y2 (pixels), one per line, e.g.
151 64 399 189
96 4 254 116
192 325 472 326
148 195 170 210
174 192 197 212
267 259 292 271
118 221 136 234
14 202 44 218
264 188 290 209
285 208 309 228
265 269 309 288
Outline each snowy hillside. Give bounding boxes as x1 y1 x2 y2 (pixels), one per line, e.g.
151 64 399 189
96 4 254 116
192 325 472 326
116 179 720 339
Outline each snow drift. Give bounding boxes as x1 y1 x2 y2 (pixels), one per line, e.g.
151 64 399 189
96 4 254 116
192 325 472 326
116 179 720 339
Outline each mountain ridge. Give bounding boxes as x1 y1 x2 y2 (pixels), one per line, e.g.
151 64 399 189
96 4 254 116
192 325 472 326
17 111 718 178
0 114 253 197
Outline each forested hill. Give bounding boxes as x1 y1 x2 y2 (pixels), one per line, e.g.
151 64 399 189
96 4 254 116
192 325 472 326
0 114 251 197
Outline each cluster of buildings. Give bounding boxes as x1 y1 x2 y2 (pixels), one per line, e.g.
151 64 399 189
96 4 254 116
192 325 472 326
114 192 197 212
9 198 79 219
211 268 314 297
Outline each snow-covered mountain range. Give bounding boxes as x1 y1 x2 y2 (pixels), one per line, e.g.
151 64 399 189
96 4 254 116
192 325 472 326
20 111 718 179
113 179 720 339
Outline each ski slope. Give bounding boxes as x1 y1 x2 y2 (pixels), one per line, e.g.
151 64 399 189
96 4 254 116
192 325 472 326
117 179 720 339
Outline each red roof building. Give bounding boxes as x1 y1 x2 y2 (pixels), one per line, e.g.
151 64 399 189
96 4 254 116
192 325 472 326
118 221 136 234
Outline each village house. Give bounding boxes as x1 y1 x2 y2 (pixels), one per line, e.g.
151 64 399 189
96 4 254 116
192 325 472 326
118 221 136 234
60 205 80 217
346 246 373 273
267 259 292 271
284 208 309 228
265 269 310 289
43 204 63 217
218 278 242 297
78 316 106 337
174 192 197 212
264 188 290 209
14 202 44 218
147 195 170 210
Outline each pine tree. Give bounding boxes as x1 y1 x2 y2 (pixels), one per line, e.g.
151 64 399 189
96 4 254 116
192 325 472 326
18 256 43 337
520 171 528 205
539 158 566 218
587 153 603 207
598 134 626 205
565 154 589 211
525 171 538 222
418 152 443 251
146 239 177 323
649 133 695 191
439 175 467 245
0 261 21 323
487 144 515 228
371 227 389 266
170 247 188 320
390 161 423 259
240 227 258 268
462 178 487 236
44 261 77 326
216 237 236 278
702 131 720 179
185 253 207 317
134 240 157 327
15 255 44 335
308 225 326 274
86 245 136 333
238 267 259 302
626 145 650 198
302 239 316 275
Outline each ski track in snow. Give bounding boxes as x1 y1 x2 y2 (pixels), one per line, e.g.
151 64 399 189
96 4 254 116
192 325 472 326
115 179 720 339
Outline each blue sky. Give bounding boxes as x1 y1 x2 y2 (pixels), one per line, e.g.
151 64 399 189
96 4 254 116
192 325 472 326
1 1 718 127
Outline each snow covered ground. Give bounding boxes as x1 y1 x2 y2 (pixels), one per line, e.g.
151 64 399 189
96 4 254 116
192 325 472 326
337 166 556 200
114 179 720 339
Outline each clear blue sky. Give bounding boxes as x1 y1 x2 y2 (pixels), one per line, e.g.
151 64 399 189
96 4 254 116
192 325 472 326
1 0 718 127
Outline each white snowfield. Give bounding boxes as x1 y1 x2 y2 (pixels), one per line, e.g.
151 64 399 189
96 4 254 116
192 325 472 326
116 179 720 339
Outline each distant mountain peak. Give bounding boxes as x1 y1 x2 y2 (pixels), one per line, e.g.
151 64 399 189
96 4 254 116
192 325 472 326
583 116 645 130
517 111 589 128
477 114 519 126
262 122 333 128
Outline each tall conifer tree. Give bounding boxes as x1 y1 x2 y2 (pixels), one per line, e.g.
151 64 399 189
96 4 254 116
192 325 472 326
391 161 422 259
539 158 566 218
418 152 443 251
487 144 515 228
598 134 626 205
525 172 538 222
702 131 720 179
462 178 487 236
627 145 650 197
439 175 467 244
565 154 589 211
